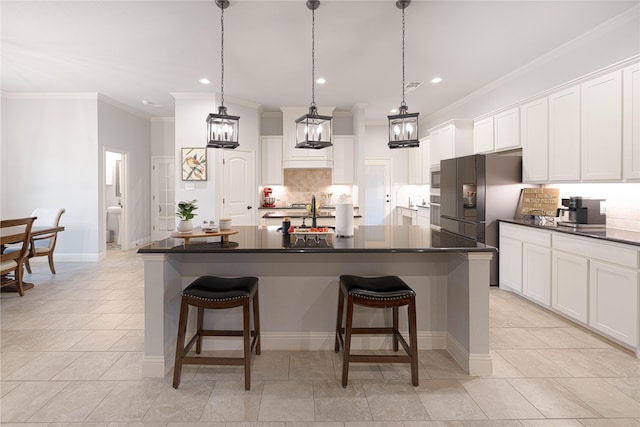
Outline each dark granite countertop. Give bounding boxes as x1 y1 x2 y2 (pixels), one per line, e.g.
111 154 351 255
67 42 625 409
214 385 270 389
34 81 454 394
499 218 640 247
137 225 496 254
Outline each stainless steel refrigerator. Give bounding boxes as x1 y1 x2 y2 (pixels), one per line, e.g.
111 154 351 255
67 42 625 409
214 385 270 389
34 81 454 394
440 154 523 285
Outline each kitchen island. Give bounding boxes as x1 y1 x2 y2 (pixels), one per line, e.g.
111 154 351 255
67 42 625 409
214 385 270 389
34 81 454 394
138 225 496 378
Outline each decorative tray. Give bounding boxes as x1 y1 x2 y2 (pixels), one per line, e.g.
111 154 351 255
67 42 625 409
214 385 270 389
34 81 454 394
289 227 333 239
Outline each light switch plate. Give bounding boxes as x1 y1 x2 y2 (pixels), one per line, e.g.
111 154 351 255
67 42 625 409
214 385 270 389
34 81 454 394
185 183 195 191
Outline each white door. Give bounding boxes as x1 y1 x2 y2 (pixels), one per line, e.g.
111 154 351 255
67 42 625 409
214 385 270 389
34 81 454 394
222 150 255 225
364 158 391 225
151 157 176 241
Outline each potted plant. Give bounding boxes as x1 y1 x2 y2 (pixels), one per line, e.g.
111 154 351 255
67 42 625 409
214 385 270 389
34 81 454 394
176 199 198 233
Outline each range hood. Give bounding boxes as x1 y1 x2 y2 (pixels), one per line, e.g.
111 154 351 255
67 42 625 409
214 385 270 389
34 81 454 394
281 107 335 169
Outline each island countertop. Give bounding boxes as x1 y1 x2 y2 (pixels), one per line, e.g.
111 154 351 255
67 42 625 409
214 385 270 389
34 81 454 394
137 225 496 254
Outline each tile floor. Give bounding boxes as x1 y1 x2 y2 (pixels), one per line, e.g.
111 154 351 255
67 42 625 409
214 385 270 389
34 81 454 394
1 248 640 426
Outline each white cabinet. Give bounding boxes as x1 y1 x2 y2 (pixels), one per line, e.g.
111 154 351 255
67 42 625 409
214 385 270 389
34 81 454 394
473 116 494 154
261 136 283 185
523 241 551 306
416 206 430 227
581 70 623 181
499 233 523 292
421 138 430 183
521 98 549 183
429 120 473 167
396 207 416 225
549 86 581 181
623 63 640 180
280 107 334 169
408 145 423 185
495 107 521 151
552 250 588 323
590 260 638 347
429 131 441 168
332 135 354 184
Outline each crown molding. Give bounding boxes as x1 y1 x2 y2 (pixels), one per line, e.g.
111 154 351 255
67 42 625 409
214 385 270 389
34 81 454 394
150 117 175 123
3 92 98 100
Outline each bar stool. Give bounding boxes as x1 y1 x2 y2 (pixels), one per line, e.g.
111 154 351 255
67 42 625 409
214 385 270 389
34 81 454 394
172 276 261 390
334 274 418 387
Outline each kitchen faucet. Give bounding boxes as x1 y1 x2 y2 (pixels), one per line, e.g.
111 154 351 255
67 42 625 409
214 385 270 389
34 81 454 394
311 195 317 228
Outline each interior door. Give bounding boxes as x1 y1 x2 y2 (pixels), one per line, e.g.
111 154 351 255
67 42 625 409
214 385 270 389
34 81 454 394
364 158 391 225
151 157 176 241
222 150 255 225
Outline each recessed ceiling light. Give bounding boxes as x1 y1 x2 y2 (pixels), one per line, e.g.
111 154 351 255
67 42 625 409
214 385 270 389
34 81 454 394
199 78 211 85
316 77 326 85
431 77 443 84
389 109 398 114
141 100 162 107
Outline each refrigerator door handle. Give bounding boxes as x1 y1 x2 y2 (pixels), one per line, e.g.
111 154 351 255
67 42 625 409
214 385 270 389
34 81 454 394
440 215 485 226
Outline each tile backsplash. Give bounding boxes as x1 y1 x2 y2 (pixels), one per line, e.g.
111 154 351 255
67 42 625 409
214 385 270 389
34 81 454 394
275 168 341 206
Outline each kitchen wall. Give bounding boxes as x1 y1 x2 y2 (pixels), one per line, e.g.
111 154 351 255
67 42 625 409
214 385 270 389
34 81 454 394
150 117 175 157
263 168 355 208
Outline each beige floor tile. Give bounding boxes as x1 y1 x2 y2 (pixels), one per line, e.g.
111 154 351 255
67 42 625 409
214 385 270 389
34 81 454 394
578 419 640 426
315 396 373 422
252 351 290 381
490 328 552 350
69 329 129 351
363 380 430 421
528 328 603 349
403 421 465 427
577 348 640 377
560 328 614 349
516 310 570 328
490 310 533 328
85 380 165 422
0 380 69 422
459 421 524 427
0 351 40 379
200 380 263 422
331 351 383 381
83 313 134 330
28 329 92 351
287 423 344 427
46 313 102 329
484 350 524 379
494 350 571 377
419 350 468 379
116 313 145 329
289 351 336 380
258 380 315 422
5 351 81 380
99 351 144 380
555 377 640 417
460 378 543 420
109 329 145 352
344 422 404 427
519 420 583 426
144 380 215 422
28 380 117 422
0 381 21 397
537 349 619 377
52 351 124 380
509 378 599 418
604 377 640 402
415 379 486 421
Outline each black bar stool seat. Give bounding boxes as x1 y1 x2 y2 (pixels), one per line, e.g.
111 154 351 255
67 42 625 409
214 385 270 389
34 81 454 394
173 276 261 390
335 275 418 387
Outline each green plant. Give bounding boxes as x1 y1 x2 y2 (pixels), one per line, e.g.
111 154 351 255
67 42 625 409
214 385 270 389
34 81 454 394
176 200 198 220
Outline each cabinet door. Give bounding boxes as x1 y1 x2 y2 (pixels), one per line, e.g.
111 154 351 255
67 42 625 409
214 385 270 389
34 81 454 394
624 63 640 180
421 138 431 183
589 260 638 347
261 136 283 185
499 236 523 292
581 70 622 181
474 116 494 154
430 131 440 168
521 98 549 183
523 244 551 305
332 136 354 184
549 86 581 181
408 145 422 185
495 107 521 151
552 251 588 323
439 126 455 161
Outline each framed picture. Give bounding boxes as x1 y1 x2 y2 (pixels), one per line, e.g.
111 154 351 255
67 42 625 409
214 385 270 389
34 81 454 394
181 147 207 181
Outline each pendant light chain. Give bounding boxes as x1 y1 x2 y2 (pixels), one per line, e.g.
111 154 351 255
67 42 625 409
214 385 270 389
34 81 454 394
220 4 225 108
311 7 316 108
401 5 406 108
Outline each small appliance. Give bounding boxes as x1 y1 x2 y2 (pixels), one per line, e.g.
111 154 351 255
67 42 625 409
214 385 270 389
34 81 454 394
556 197 606 229
262 187 275 208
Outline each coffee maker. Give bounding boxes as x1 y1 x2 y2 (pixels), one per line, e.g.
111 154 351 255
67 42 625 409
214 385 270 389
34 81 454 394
556 197 606 229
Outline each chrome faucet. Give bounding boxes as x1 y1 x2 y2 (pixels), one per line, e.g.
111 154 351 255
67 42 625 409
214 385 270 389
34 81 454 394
311 195 317 228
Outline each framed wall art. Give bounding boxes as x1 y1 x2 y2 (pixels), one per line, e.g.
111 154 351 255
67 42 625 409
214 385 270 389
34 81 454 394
181 147 207 181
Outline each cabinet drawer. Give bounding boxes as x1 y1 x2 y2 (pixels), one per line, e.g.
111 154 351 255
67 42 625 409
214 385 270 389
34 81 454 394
500 223 551 247
554 233 639 269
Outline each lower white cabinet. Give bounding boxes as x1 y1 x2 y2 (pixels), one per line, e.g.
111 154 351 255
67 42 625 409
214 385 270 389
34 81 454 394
499 235 523 292
523 243 551 305
416 207 430 227
552 251 588 323
589 260 639 347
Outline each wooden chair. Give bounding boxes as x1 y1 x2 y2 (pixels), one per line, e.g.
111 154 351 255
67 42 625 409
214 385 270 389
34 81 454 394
5 208 66 274
1 217 36 296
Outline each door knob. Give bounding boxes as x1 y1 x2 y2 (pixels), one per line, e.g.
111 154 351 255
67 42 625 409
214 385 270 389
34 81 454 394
247 206 252 210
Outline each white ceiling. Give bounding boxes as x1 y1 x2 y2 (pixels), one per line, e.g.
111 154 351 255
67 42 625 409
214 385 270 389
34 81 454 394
2 1 638 121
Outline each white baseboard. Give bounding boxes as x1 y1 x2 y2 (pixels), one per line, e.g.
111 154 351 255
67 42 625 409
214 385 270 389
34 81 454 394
446 333 493 376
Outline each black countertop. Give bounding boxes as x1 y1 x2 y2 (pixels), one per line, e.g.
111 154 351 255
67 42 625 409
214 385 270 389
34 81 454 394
138 225 496 254
499 218 640 247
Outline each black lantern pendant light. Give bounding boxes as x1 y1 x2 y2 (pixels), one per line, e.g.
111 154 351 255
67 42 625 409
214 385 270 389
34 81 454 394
207 0 239 149
388 0 419 149
295 0 332 149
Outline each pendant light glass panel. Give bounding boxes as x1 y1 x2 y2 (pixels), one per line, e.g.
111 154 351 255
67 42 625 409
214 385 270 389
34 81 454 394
207 107 239 149
387 110 419 149
295 107 332 149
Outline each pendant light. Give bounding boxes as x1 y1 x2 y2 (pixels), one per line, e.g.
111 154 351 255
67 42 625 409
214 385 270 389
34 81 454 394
207 0 239 149
295 0 332 149
388 0 419 149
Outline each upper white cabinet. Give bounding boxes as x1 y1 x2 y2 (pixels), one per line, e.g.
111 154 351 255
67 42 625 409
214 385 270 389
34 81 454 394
495 107 521 151
581 70 623 181
429 120 473 168
408 137 430 185
280 107 334 169
261 136 283 185
332 135 354 185
548 85 581 181
624 63 640 180
421 138 431 184
473 116 494 154
521 98 549 183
